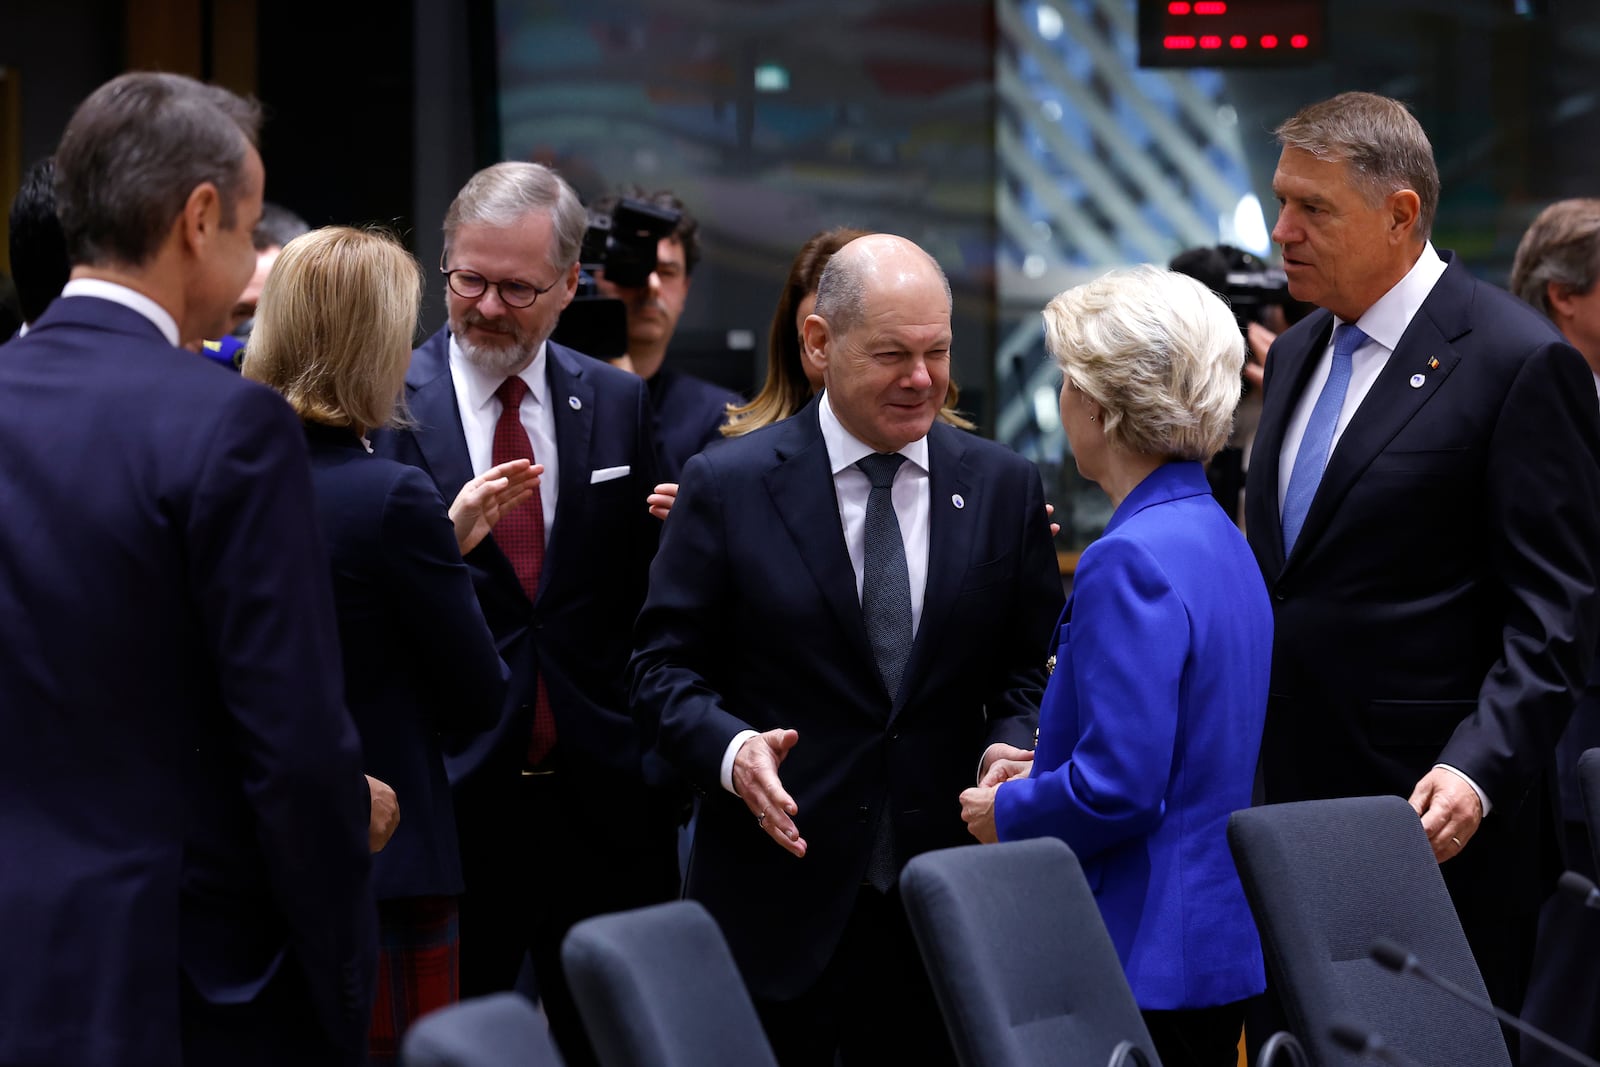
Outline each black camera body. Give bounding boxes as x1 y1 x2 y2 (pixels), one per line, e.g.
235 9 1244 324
1223 265 1292 333
579 197 681 288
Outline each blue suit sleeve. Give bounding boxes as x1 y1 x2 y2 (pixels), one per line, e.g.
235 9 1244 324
994 535 1187 861
381 465 508 734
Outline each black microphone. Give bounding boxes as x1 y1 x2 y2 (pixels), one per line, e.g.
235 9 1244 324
1369 937 1600 1067
1558 870 1600 910
1328 1021 1428 1067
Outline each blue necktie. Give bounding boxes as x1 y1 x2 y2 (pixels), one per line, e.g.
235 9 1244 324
1281 322 1369 554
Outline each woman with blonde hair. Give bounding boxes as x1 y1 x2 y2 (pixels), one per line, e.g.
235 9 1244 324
959 265 1272 1067
243 226 535 1064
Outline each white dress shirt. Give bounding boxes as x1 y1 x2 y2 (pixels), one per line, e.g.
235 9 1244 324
60 279 180 347
1274 243 1490 815
720 392 933 793
449 336 559 537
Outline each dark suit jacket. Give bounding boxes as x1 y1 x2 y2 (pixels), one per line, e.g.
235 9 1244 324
0 297 376 1065
646 366 741 481
374 327 662 788
1245 254 1600 811
304 424 507 900
629 397 1064 999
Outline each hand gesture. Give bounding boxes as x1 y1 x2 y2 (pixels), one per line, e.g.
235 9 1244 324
647 482 679 522
732 729 807 858
1408 767 1483 863
450 459 541 555
959 785 1000 844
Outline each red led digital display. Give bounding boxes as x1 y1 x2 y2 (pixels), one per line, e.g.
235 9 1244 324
1138 0 1326 68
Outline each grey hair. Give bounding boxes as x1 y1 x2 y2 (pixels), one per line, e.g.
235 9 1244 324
1509 199 1600 320
442 162 586 272
812 235 952 336
54 72 261 268
1276 92 1440 243
1043 265 1243 462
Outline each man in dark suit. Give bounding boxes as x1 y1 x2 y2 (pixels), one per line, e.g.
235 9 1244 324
6 155 70 334
592 189 742 479
630 233 1064 1066
374 161 674 1067
0 73 375 1066
1507 198 1600 1065
1245 92 1600 1027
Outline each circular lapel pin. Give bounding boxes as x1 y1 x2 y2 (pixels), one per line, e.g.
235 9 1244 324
568 396 582 410
952 494 965 509
1409 373 1426 389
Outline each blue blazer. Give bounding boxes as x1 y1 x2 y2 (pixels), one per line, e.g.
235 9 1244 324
647 366 742 481
374 327 663 787
630 397 1064 999
995 461 1271 1011
304 424 507 900
0 297 376 1065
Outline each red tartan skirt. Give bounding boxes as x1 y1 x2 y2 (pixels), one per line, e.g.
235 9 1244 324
368 895 461 1066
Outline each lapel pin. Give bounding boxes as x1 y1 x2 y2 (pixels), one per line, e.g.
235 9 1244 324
951 494 965 509
1409 373 1426 389
1427 356 1440 370
568 396 582 410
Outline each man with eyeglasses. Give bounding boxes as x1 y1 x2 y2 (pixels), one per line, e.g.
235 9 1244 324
374 161 674 1067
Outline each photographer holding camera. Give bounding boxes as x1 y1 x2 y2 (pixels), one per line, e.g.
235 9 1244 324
589 189 742 480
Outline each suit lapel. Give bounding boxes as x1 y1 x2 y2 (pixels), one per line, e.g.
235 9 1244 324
407 327 525 601
1251 311 1334 578
542 344 596 599
896 424 973 720
1284 264 1472 574
764 404 882 694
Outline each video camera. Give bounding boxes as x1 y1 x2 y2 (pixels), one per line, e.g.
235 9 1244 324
552 196 682 359
1168 244 1294 335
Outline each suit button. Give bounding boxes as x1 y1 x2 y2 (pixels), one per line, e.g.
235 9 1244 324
1273 591 1286 602
857 805 869 823
889 731 900 741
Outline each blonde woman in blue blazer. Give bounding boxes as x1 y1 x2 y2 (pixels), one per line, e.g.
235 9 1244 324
961 266 1273 1067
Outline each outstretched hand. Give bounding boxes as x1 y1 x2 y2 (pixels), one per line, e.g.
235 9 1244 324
450 459 541 555
732 729 807 858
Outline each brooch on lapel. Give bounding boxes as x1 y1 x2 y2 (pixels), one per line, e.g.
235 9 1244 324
1045 653 1056 676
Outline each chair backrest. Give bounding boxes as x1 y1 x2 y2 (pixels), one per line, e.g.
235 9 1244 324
898 838 1160 1067
400 992 565 1067
560 899 780 1067
1227 795 1511 1067
1580 747 1600 869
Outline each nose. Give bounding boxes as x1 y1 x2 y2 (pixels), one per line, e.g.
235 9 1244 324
475 285 508 317
1271 206 1295 247
646 271 662 297
906 358 933 391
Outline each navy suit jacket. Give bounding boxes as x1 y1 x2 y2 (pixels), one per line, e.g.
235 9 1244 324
995 462 1271 1011
647 366 741 481
304 424 507 900
629 397 1064 999
0 297 375 1065
374 327 662 788
1245 255 1600 813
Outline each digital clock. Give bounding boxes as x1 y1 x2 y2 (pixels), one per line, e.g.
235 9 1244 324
1137 0 1328 68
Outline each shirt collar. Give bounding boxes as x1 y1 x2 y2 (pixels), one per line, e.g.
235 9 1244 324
818 390 930 475
448 333 549 413
60 279 181 347
1343 241 1447 350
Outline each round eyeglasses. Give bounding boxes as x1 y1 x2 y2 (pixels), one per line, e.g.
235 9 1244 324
440 266 556 309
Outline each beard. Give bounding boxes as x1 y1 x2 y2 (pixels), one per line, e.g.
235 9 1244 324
451 309 545 375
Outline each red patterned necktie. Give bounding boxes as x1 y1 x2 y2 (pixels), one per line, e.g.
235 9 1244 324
492 376 556 765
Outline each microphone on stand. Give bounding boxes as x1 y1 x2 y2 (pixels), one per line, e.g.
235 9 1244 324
1369 938 1600 1067
1558 870 1600 911
1327 1020 1428 1067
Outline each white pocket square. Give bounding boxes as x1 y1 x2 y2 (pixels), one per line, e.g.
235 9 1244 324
589 465 631 484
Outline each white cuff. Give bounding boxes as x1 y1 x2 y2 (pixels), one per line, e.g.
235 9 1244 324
1435 763 1492 817
721 730 760 795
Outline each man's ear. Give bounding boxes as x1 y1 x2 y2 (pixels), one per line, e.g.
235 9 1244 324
179 181 223 254
1386 188 1422 242
800 313 829 377
1548 280 1580 323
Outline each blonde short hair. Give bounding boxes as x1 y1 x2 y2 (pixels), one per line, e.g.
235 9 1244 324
1043 265 1243 462
243 226 421 431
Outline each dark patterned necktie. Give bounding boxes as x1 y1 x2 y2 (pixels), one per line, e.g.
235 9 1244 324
857 452 912 704
493 377 556 765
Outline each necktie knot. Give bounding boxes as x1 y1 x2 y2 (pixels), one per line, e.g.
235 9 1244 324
857 452 906 489
1332 322 1369 363
496 375 529 412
